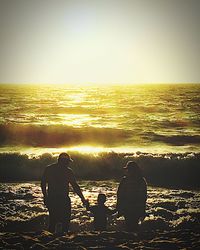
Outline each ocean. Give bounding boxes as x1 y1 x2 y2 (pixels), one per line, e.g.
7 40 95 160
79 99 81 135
0 83 200 186
0 84 200 248
0 83 200 155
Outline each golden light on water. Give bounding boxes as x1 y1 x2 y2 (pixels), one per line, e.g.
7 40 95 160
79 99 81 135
13 145 109 157
69 93 86 104
1 144 190 158
0 83 199 155
69 145 107 154
58 114 95 127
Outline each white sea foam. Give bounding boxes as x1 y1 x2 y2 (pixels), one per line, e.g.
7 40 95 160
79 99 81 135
0 181 199 233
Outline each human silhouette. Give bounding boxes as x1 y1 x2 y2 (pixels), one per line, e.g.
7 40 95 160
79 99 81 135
86 193 116 231
41 152 86 233
116 161 147 232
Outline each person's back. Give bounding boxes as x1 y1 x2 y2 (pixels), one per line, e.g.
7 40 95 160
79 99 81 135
117 175 147 216
45 163 72 198
86 194 114 231
89 204 111 230
41 153 86 233
117 161 147 232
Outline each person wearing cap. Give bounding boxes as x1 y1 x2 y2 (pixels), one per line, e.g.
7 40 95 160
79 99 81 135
41 152 87 233
116 161 147 232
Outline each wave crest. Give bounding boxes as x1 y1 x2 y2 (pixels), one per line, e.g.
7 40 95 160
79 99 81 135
0 151 199 188
0 124 130 147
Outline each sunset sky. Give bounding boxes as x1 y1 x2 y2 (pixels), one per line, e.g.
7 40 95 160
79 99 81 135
0 0 199 84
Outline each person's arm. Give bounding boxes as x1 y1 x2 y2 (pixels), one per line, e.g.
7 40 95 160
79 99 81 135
116 178 124 212
85 199 90 210
140 178 147 205
85 200 95 213
138 178 147 218
69 169 86 205
41 168 48 207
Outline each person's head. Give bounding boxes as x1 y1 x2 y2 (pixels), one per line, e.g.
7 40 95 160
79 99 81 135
97 193 106 205
124 161 142 179
58 152 73 166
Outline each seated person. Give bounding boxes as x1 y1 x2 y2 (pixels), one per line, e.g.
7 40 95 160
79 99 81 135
86 193 116 231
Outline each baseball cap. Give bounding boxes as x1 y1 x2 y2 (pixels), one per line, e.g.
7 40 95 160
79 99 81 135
58 152 73 162
123 161 138 170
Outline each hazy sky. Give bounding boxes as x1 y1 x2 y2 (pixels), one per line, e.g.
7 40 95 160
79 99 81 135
0 0 199 84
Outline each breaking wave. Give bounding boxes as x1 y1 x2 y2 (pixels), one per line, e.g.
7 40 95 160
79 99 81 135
0 124 131 147
0 151 199 188
144 132 200 146
0 124 200 149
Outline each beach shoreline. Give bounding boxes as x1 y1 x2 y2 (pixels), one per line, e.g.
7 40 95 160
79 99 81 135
0 180 199 249
1 229 199 249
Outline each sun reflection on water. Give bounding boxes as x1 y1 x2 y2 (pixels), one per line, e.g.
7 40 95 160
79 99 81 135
0 84 200 154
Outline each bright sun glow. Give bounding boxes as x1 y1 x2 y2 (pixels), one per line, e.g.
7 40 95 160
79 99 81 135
0 1 199 84
68 145 106 154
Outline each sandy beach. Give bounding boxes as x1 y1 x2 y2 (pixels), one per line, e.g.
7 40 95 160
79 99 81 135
1 229 200 249
0 181 199 249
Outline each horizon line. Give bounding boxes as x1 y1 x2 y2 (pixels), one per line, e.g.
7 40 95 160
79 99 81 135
0 82 200 86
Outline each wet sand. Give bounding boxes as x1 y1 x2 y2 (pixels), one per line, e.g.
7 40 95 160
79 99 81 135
1 229 199 249
0 181 199 249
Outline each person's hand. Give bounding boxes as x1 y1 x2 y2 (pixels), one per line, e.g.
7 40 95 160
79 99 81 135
85 199 90 207
117 212 122 218
81 197 87 206
117 211 123 218
115 205 121 217
140 211 146 221
112 208 118 214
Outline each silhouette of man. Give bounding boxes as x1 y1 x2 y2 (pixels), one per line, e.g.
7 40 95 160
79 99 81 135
117 161 147 232
41 152 86 233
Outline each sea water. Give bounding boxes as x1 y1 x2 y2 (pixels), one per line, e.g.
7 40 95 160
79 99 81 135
0 83 199 155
